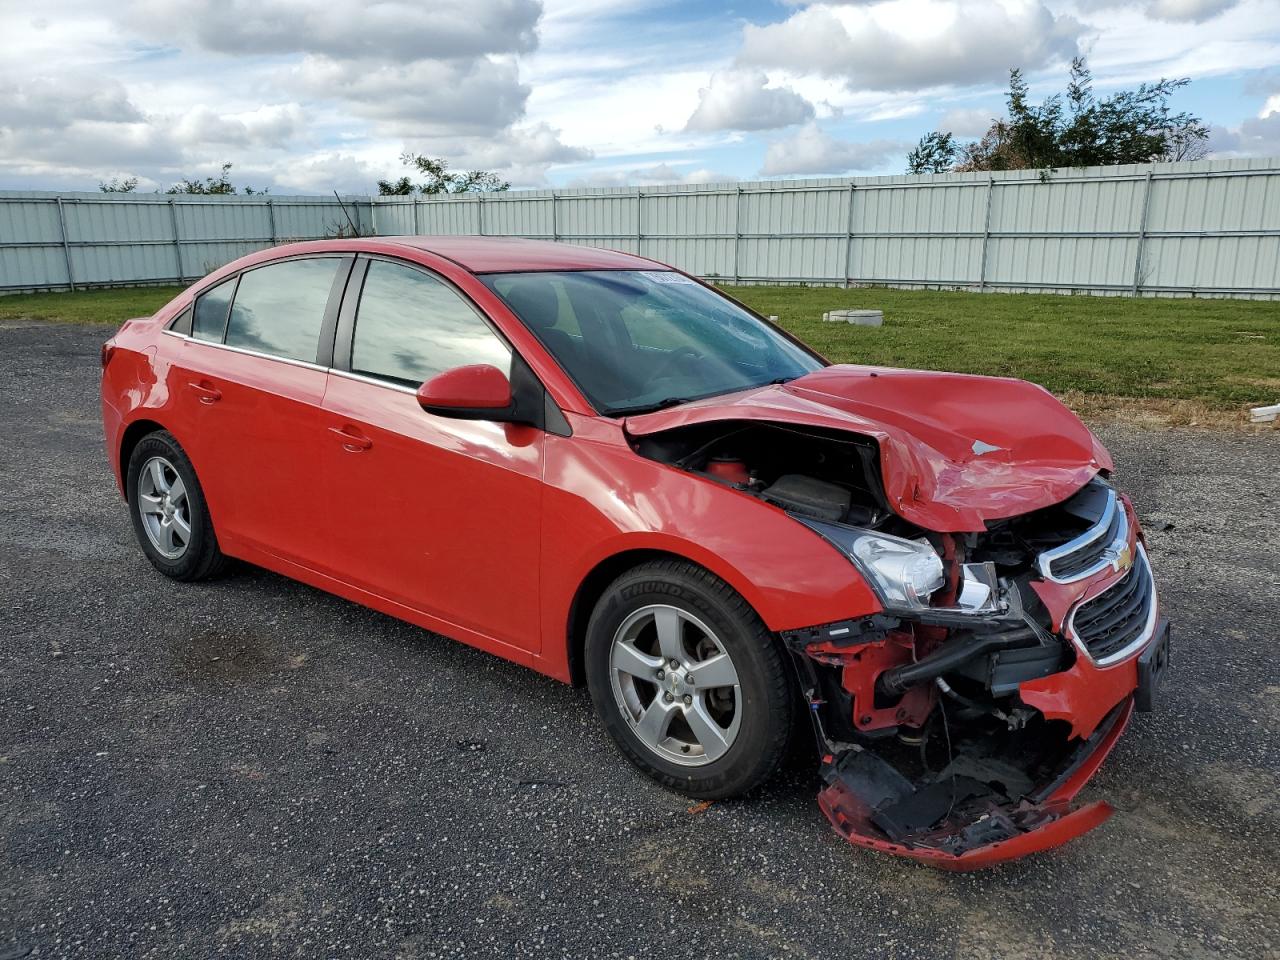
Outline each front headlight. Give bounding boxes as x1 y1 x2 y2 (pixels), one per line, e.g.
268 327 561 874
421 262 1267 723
796 518 945 612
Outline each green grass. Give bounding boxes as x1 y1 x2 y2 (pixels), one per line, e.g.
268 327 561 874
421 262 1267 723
722 285 1280 413
3 282 1277 415
0 286 186 326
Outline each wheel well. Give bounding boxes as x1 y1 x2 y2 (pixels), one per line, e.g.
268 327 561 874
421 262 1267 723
119 419 166 483
566 548 718 686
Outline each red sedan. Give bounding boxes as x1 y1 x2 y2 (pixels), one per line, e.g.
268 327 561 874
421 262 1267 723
100 237 1169 869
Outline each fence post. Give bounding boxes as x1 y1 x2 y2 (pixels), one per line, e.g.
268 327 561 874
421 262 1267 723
168 199 185 282
550 192 558 241
1131 169 1154 296
733 186 743 283
843 181 856 288
636 190 643 254
477 194 485 235
55 197 76 292
412 198 420 236
266 198 277 243
978 176 994 291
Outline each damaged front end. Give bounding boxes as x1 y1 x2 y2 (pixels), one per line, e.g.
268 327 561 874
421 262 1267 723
632 416 1170 869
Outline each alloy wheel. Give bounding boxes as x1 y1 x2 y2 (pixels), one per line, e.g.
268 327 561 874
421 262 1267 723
136 456 192 560
608 604 743 767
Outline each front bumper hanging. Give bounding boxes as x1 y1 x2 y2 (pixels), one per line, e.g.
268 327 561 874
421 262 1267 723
817 697 1134 871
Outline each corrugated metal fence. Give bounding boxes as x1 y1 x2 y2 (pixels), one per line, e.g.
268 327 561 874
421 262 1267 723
0 192 369 292
4 158 1279 298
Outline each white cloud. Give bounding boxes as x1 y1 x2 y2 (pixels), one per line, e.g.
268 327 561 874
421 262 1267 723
1146 0 1236 20
685 69 815 132
455 123 594 167
739 0 1083 92
418 123 595 187
0 73 178 179
1209 112 1280 156
568 163 738 187
760 122 907 175
174 104 305 149
1138 0 1238 22
127 0 541 61
290 56 530 136
1 0 1278 193
0 74 144 131
268 152 389 194
939 106 998 137
524 65 718 160
1073 0 1241 23
122 0 581 181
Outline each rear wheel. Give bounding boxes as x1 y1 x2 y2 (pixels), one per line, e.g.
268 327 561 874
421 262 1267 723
585 559 794 799
126 430 228 581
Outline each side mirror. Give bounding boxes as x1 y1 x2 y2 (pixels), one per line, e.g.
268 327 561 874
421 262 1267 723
416 364 516 421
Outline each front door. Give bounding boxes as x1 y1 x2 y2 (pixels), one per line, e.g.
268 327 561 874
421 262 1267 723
320 258 544 654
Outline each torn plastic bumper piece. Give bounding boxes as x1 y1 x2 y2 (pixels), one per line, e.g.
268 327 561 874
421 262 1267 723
816 697 1134 871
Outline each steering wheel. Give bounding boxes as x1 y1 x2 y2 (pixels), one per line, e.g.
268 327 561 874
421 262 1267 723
648 345 704 383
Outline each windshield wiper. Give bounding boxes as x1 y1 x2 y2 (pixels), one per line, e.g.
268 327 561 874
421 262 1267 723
614 378 800 417
612 396 694 416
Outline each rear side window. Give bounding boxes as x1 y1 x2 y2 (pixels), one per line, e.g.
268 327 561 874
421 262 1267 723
351 260 510 386
225 258 340 363
192 278 235 341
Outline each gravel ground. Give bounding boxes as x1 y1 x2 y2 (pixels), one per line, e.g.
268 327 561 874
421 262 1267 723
2 319 1277 960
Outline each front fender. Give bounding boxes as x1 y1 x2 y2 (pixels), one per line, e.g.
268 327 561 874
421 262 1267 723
537 426 882 681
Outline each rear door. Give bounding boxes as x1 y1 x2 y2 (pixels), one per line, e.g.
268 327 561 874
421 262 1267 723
319 256 544 654
169 255 352 566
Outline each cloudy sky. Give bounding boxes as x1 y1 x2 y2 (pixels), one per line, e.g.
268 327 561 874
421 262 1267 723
1 0 1278 194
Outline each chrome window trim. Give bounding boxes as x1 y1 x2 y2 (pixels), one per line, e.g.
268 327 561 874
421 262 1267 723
164 329 421 394
1036 487 1130 584
160 329 328 373
327 367 418 395
1065 543 1158 667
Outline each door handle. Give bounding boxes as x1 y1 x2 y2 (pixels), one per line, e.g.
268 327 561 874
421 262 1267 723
328 425 373 452
187 381 222 404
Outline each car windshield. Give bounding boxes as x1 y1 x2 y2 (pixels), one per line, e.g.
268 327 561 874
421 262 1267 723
481 270 825 415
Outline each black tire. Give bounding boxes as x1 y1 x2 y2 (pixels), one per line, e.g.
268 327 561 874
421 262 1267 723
584 559 794 800
125 430 229 581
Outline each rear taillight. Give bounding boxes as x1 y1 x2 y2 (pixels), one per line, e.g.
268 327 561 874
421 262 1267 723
100 341 116 369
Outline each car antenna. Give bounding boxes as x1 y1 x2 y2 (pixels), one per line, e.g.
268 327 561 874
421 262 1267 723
333 190 360 237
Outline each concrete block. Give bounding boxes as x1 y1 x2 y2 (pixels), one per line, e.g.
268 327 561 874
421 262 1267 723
823 309 883 326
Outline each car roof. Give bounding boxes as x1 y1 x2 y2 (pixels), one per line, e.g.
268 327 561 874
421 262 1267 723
377 236 662 274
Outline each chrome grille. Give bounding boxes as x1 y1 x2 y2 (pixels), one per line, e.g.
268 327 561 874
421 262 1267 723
1037 486 1130 584
1068 546 1156 664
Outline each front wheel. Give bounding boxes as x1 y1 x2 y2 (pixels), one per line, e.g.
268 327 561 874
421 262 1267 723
584 559 794 799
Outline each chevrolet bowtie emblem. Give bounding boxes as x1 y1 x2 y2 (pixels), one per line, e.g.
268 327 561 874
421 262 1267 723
1114 545 1134 572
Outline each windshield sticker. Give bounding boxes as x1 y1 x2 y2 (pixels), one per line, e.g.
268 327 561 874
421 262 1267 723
642 271 697 284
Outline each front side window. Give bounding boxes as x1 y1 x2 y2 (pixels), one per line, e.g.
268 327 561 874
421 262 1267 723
482 270 824 415
225 258 340 363
351 260 511 386
192 277 235 341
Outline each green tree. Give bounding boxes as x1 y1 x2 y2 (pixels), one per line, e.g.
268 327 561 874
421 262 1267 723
99 177 139 193
906 132 957 174
166 162 267 195
377 153 510 195
907 58 1208 175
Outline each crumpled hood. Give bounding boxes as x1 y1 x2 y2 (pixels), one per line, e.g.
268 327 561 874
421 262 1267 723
624 364 1112 532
